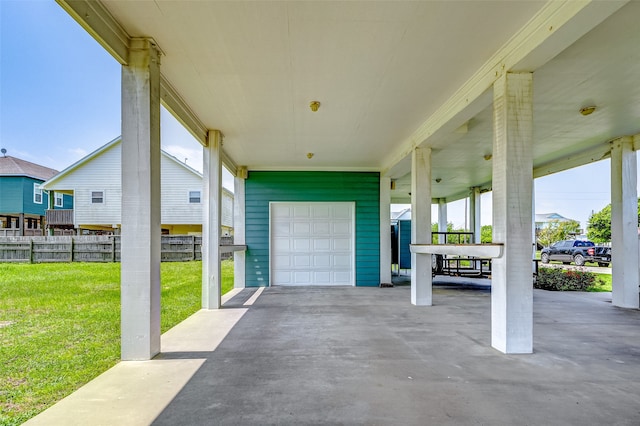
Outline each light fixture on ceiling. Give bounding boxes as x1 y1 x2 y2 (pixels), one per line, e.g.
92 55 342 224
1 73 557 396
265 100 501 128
307 152 314 159
580 106 596 116
309 101 321 112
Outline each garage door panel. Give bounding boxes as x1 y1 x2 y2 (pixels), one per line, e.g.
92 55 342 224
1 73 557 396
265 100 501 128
293 239 310 251
273 238 290 251
312 205 330 218
314 271 331 284
273 222 291 236
332 204 351 218
313 221 330 235
273 270 292 284
273 206 293 219
294 271 311 284
313 254 331 267
333 271 351 284
273 255 290 268
293 255 310 267
271 202 354 286
333 255 351 267
333 238 351 251
333 222 351 234
293 205 310 217
293 222 311 235
313 239 331 251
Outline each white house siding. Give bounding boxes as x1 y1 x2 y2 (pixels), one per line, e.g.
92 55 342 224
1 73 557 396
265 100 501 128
42 139 239 233
160 154 202 225
221 188 233 230
51 143 123 227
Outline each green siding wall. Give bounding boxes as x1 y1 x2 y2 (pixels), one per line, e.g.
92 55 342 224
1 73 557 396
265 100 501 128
245 171 380 287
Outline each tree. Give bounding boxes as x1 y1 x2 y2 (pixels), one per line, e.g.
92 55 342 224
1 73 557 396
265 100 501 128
537 219 581 248
480 225 492 243
586 199 640 243
587 204 612 243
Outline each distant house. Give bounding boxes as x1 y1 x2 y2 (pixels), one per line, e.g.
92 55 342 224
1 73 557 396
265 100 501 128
535 212 578 233
0 152 73 236
41 137 233 235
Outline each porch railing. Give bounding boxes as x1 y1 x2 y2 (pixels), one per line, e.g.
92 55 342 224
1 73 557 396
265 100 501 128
46 209 74 226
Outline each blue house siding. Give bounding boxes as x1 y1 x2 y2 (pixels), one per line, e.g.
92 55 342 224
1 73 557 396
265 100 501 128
58 194 73 209
21 177 48 215
0 176 50 215
245 171 380 287
398 220 412 269
0 176 24 213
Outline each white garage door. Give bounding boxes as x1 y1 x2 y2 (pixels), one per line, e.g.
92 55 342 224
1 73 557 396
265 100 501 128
271 202 354 286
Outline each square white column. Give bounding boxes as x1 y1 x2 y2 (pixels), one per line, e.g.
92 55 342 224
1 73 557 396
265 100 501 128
234 167 247 289
411 147 432 306
491 72 533 354
202 130 222 309
610 137 639 308
470 187 482 243
380 176 392 285
121 38 162 360
438 199 447 244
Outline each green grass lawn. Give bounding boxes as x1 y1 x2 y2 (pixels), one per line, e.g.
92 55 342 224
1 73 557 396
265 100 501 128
590 273 612 292
0 260 233 426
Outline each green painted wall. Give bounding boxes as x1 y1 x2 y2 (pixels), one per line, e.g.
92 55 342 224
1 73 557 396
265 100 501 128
245 171 380 287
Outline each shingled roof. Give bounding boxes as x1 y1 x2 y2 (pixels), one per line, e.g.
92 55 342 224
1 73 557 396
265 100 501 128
0 155 59 181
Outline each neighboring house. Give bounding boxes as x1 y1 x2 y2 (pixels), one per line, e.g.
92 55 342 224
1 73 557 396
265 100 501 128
42 137 233 235
0 151 73 236
535 213 579 233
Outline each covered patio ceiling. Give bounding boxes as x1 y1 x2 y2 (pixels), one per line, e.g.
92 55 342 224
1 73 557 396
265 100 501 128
59 0 639 203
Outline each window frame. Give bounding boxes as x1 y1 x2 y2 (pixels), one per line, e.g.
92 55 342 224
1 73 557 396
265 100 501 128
54 193 64 208
188 189 201 204
33 183 43 204
91 190 105 204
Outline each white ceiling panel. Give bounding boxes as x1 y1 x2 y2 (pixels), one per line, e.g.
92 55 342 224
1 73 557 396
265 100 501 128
62 1 638 201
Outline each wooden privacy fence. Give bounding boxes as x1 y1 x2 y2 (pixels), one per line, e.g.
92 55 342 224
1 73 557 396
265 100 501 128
0 235 233 263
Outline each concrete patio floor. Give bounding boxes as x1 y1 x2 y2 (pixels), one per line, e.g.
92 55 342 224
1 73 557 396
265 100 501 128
26 281 640 426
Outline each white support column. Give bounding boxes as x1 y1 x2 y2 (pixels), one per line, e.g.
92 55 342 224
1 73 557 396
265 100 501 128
380 176 392 285
120 38 162 361
470 187 482 243
202 130 222 309
438 199 447 244
411 147 432 305
610 138 639 309
491 72 533 354
233 167 247 289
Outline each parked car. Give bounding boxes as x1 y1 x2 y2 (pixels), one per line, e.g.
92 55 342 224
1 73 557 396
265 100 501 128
540 240 611 267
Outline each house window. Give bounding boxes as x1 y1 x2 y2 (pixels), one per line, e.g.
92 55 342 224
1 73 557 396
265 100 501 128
91 191 104 204
33 183 43 204
54 193 64 208
189 190 201 204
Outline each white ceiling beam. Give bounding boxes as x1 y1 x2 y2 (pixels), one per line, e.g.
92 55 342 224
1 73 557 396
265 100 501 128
160 76 208 147
221 149 238 177
381 0 629 176
533 142 611 179
56 0 130 65
57 1 242 175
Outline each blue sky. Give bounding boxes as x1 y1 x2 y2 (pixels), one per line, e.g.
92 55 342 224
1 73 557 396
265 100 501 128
0 1 618 230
